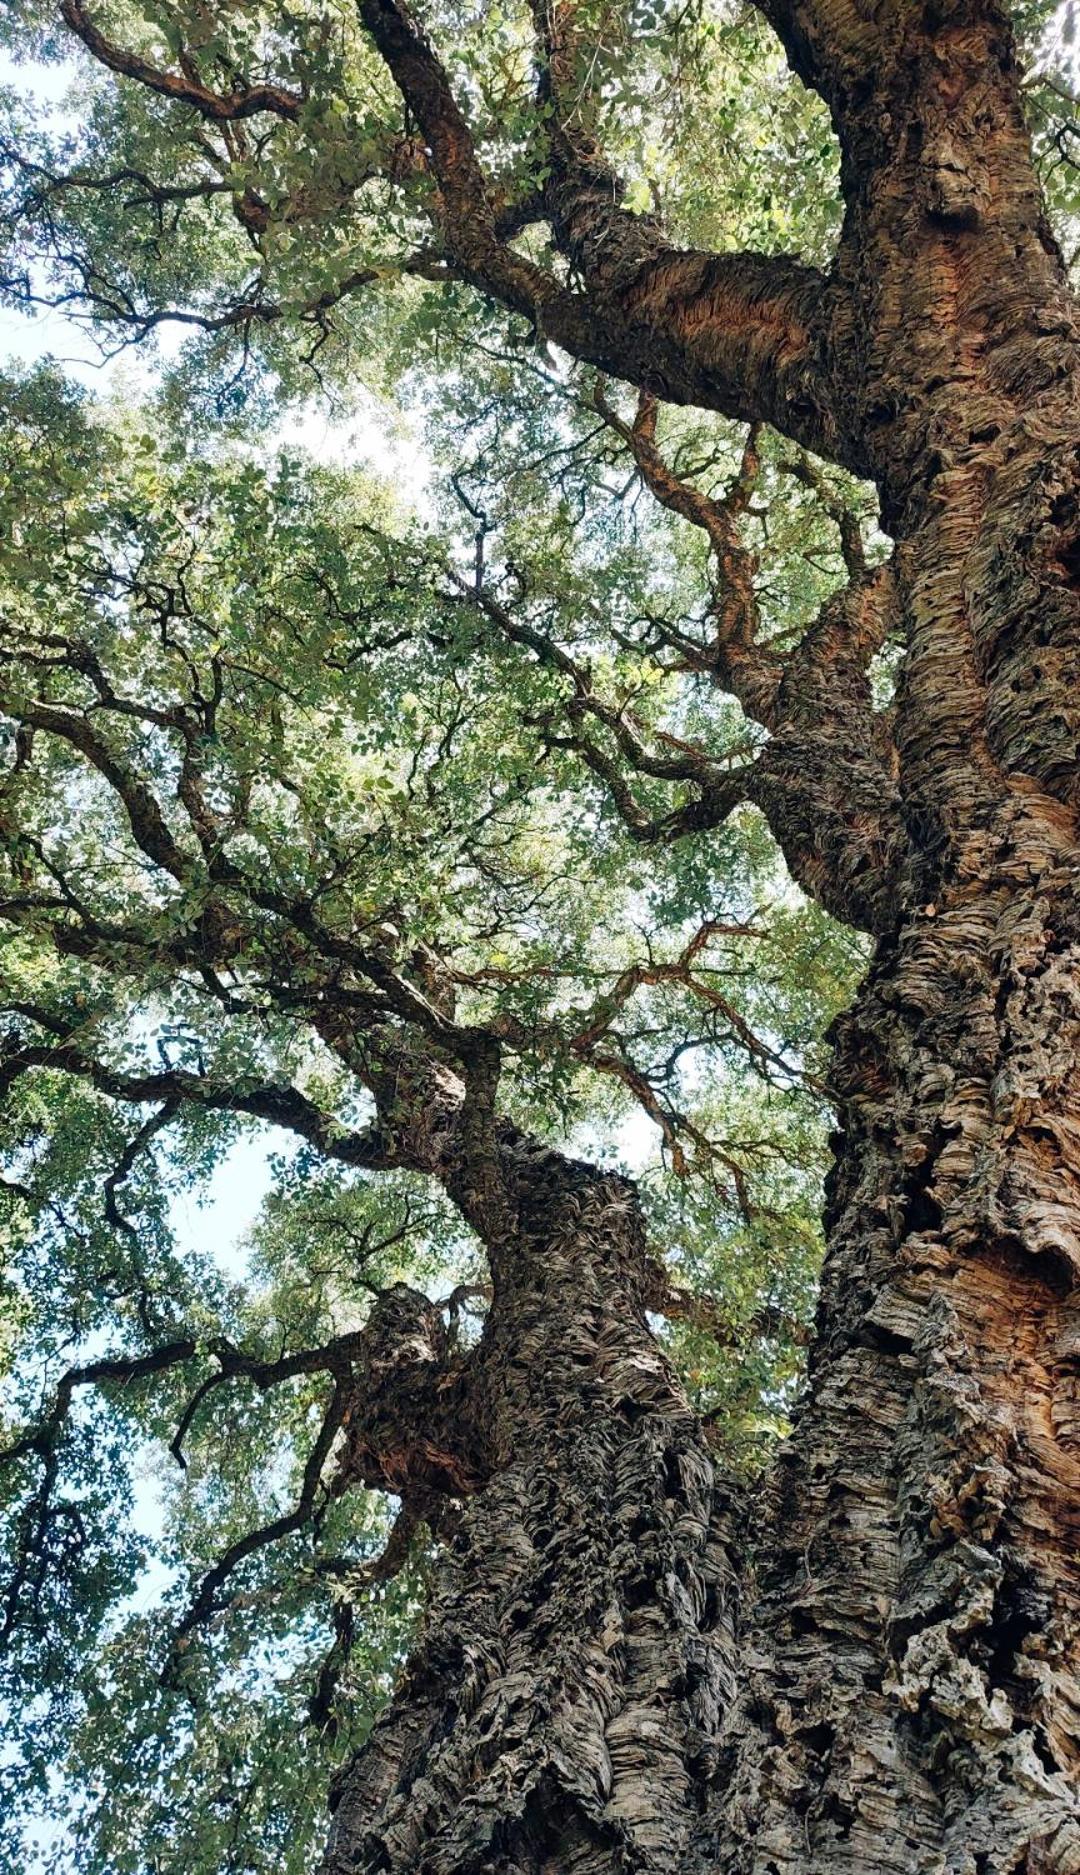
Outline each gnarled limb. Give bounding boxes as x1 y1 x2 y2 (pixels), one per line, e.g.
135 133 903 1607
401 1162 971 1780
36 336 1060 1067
458 385 909 932
59 0 303 123
750 557 908 933
332 1284 487 1501
167 1372 355 1659
48 0 852 456
358 0 846 445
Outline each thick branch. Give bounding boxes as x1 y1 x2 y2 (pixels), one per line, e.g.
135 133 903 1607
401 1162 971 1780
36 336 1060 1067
50 0 853 451
356 0 599 345
0 1035 390 1171
528 0 673 291
59 0 303 122
15 701 192 880
520 1 846 451
355 0 850 451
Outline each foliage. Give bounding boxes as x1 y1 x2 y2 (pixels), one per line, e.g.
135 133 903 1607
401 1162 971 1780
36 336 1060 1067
0 0 1074 1866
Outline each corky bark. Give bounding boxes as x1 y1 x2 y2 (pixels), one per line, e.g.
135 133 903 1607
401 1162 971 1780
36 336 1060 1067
323 1129 740 1875
702 830 1080 1873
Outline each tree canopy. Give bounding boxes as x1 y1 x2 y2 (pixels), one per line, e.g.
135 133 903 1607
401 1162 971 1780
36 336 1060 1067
0 1 1077 1870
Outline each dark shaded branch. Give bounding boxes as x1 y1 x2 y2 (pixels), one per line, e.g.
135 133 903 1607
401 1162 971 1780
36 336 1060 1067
48 0 854 451
439 558 755 841
0 1338 197 1652
0 1035 390 1171
59 0 303 122
519 0 847 450
528 0 671 290
14 701 192 880
643 1263 811 1350
593 384 782 724
745 0 881 117
354 0 848 452
167 1372 353 1658
588 385 911 930
0 1340 199 1471
308 1503 421 1736
356 0 599 350
168 1322 423 1471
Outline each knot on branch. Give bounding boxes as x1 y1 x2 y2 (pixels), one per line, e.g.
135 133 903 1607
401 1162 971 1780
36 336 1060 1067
334 1285 487 1499
921 128 990 228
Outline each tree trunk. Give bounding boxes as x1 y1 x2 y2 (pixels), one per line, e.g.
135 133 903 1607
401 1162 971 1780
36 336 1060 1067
322 1134 741 1874
706 838 1080 1873
320 1125 742 1875
700 22 1080 1860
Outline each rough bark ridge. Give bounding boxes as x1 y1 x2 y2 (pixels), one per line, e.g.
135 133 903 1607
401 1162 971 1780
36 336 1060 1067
5 0 1076 1858
322 855 1080 1875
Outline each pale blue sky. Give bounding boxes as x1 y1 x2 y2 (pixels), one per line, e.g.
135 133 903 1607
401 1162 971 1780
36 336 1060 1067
0 69 308 1869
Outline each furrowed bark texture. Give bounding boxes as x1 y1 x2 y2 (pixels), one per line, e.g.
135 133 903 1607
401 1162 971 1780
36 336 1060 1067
695 13 1080 1865
322 6 1080 1870
704 835 1080 1873
323 1135 739 1874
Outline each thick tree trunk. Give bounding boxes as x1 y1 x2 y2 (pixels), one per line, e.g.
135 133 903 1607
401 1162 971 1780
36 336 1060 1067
707 835 1080 1873
323 1135 740 1874
702 24 1080 1858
